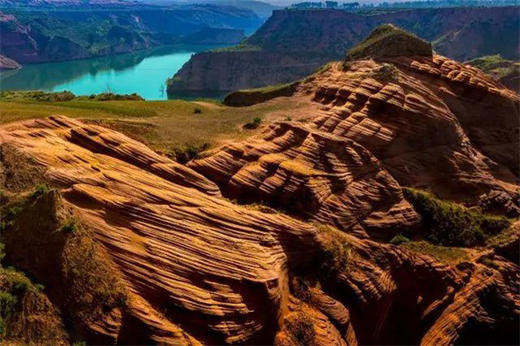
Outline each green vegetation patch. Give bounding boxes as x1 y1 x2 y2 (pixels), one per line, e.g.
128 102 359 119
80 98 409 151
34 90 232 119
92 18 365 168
224 82 300 107
0 94 295 157
212 43 262 53
401 241 468 263
0 90 75 102
315 225 350 277
284 311 316 346
346 24 432 61
404 188 511 247
0 90 144 103
167 142 211 164
390 234 410 245
81 92 144 101
466 54 520 80
244 117 262 129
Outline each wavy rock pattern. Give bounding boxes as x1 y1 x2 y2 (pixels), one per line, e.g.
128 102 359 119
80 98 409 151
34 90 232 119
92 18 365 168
189 117 418 240
0 116 319 344
1 114 518 345
191 55 519 229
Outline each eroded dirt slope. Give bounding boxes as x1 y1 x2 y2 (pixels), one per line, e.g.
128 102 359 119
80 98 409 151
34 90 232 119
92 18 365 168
0 113 518 345
0 27 519 345
190 55 519 236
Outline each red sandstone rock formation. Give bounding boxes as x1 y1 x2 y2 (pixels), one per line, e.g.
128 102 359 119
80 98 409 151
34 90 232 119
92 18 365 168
1 114 517 345
0 26 518 345
190 55 519 230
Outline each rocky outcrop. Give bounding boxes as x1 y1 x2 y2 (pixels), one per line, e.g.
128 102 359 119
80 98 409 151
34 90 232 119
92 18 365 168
0 112 518 344
0 116 319 344
190 55 519 228
345 24 432 61
169 6 520 93
223 81 299 106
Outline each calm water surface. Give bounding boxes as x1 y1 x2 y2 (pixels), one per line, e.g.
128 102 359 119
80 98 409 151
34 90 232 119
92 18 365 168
0 44 221 100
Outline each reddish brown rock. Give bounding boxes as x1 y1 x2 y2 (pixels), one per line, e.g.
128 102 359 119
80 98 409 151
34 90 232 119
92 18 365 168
191 55 519 227
0 116 319 344
1 115 518 345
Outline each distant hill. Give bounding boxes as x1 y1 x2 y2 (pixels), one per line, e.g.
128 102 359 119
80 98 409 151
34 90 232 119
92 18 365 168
467 54 520 91
0 4 263 64
134 0 280 19
168 6 520 93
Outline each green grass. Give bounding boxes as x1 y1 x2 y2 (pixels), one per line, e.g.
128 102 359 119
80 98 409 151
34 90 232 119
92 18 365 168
224 82 299 107
390 234 410 245
236 82 296 95
0 95 294 156
32 184 51 199
346 24 432 60
401 241 468 263
315 225 350 277
404 188 511 247
0 267 44 337
466 54 520 80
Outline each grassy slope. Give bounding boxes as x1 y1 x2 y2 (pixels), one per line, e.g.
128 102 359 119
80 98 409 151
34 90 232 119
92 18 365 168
466 54 520 79
0 96 294 156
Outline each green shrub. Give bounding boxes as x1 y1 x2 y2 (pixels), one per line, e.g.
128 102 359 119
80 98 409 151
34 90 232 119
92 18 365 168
0 292 17 318
374 63 400 82
390 234 410 245
169 143 210 164
404 188 512 247
6 206 22 218
316 225 349 277
0 291 17 336
60 218 77 233
87 92 144 101
32 183 51 198
286 312 315 346
244 117 262 130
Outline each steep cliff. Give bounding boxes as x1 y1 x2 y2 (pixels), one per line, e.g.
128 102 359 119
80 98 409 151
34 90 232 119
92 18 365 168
168 6 520 93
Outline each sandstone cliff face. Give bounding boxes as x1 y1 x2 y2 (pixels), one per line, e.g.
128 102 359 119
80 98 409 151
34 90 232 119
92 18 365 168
168 50 323 92
169 6 520 93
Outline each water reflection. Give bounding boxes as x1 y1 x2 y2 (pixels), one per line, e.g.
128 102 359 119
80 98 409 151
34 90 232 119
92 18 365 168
0 44 221 100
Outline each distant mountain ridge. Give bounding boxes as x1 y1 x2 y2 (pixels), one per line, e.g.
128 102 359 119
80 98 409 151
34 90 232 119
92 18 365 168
0 0 134 6
168 6 520 93
0 3 263 64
